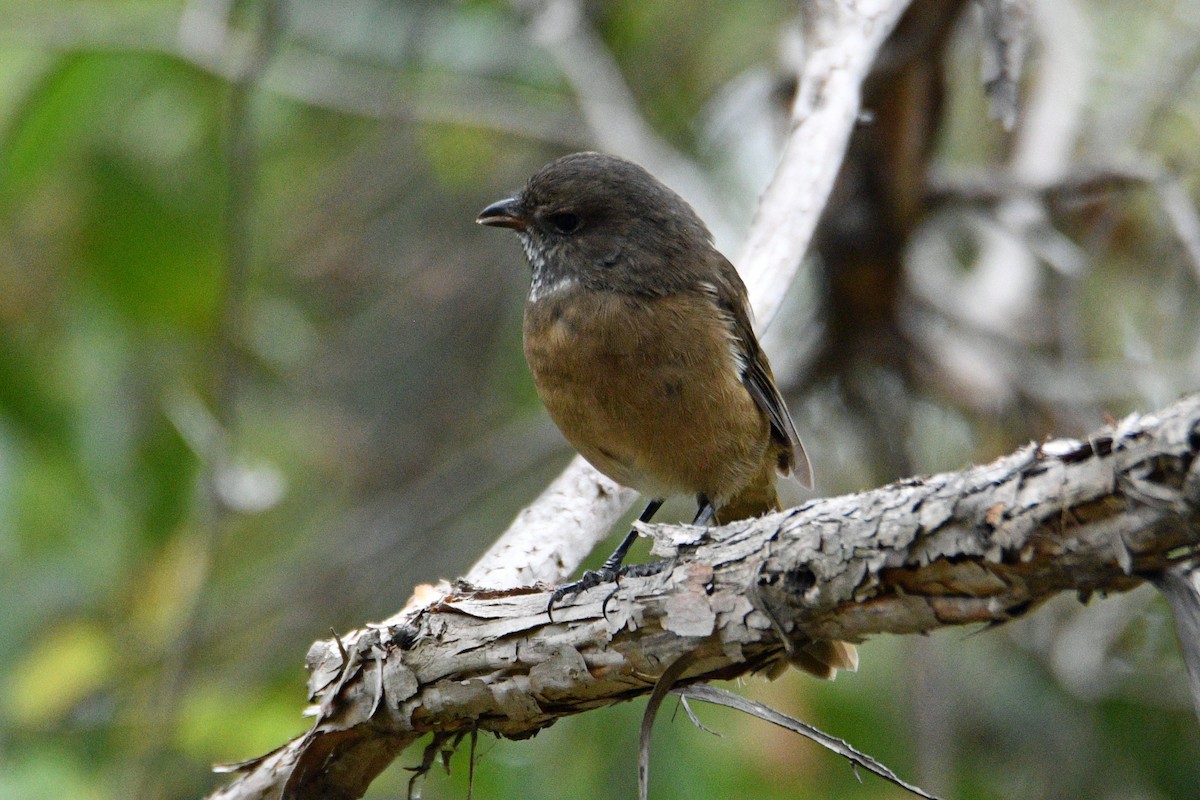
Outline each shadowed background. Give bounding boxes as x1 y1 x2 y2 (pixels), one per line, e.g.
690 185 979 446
2 1 1199 798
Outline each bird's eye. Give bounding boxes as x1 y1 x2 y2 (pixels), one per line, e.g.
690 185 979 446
545 212 581 234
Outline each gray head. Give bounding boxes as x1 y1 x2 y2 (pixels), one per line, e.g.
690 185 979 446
476 152 718 298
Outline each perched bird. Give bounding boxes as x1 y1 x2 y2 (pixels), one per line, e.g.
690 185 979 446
477 152 856 678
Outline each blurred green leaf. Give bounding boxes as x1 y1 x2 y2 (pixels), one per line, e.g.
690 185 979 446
5 619 115 728
175 679 310 764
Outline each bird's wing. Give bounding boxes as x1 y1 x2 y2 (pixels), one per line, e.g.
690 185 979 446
702 267 813 488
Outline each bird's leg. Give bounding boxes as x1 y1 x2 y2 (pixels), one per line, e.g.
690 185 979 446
548 499 663 618
597 496 718 618
599 498 663 572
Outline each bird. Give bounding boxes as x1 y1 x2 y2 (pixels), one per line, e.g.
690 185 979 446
477 152 856 678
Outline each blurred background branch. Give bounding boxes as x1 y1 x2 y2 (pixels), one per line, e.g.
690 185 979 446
1 1 1198 799
124 2 288 798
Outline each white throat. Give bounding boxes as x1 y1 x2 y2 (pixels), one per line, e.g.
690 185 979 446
522 235 577 303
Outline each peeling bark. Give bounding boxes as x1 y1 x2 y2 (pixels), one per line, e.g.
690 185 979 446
209 393 1200 800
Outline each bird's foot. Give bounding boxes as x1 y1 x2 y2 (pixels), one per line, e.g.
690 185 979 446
547 559 670 621
547 568 615 620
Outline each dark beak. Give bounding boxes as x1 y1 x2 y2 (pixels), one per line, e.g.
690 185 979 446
476 197 527 231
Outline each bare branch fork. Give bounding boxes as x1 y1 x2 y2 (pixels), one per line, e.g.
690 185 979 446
209 392 1200 799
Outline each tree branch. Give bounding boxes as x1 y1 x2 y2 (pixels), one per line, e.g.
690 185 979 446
208 392 1200 799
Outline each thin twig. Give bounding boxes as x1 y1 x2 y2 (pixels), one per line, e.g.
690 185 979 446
676 685 941 800
638 652 698 800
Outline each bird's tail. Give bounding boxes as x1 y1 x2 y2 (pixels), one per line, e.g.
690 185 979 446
715 470 859 681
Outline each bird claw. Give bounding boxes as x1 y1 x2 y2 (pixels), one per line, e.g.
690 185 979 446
546 560 671 621
546 567 618 621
